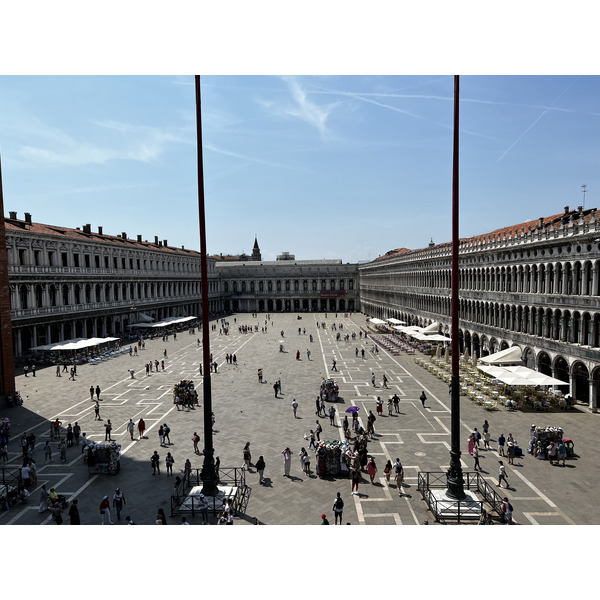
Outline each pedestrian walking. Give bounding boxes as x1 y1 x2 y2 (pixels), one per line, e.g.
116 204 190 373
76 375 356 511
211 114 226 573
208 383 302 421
383 459 393 484
497 461 509 488
393 394 400 413
104 420 113 441
255 455 266 484
163 423 171 445
68 499 80 524
419 391 427 407
501 497 514 524
96 385 101 400
90 386 94 400
315 420 322 441
387 398 393 415
292 399 298 418
282 447 293 477
158 425 165 446
198 493 209 524
371 373 376 387
498 433 506 456
99 495 113 524
394 458 404 495
351 466 361 495
308 430 316 450
243 442 252 470
165 452 174 476
192 432 200 454
113 488 126 520
473 445 481 471
94 402 101 421
138 418 146 439
151 450 160 475
43 441 52 464
303 450 311 475
126 419 135 440
328 404 336 426
332 492 344 524
332 358 337 371
367 456 377 483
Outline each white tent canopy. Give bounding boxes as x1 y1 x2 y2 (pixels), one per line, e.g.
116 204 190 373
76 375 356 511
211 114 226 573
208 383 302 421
386 318 406 325
422 322 439 334
478 364 567 387
479 346 523 366
129 316 197 329
31 337 120 352
414 333 450 342
368 318 387 325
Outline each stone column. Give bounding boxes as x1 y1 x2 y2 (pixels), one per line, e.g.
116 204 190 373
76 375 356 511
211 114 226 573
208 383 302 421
589 379 597 413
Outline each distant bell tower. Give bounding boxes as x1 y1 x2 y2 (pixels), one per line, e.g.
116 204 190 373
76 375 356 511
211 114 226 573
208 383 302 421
251 236 262 261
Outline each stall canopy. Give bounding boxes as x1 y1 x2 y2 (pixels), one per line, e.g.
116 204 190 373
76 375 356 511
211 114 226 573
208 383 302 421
129 316 197 329
368 318 387 325
136 312 155 323
478 364 567 387
414 332 450 342
422 322 440 334
31 337 120 352
386 318 406 325
479 346 523 366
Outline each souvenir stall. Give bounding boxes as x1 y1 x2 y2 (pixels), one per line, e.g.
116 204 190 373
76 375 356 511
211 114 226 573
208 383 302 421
528 425 564 459
173 380 199 408
83 441 121 475
316 440 352 476
320 378 339 402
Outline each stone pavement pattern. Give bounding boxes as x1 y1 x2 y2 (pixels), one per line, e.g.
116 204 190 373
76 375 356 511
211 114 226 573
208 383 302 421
2 312 598 525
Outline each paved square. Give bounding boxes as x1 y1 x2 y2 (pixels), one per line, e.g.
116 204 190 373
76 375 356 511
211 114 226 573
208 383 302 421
2 312 598 525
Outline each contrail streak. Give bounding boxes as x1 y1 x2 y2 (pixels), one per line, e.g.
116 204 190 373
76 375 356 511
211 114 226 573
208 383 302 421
497 78 578 162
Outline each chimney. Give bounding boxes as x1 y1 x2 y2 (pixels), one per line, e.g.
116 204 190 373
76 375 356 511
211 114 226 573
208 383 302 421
538 217 544 229
8 211 16 219
154 236 159 245
98 226 103 235
122 232 127 239
82 224 91 234
163 239 168 247
564 206 570 214
24 212 32 224
577 205 583 213
158 241 162 247
137 235 142 242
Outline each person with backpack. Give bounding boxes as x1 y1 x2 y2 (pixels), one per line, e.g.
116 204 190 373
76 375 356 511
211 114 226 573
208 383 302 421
333 492 344 524
394 458 404 495
501 497 513 524
419 391 427 407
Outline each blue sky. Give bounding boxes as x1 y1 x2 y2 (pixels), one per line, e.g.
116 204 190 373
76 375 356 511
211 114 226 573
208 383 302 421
2 74 599 262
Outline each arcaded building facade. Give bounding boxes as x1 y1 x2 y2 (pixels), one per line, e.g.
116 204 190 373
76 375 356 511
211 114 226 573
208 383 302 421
216 248 360 314
359 206 600 411
6 212 222 356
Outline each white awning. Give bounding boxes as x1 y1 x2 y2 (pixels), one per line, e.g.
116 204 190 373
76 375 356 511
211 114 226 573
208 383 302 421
31 337 120 352
478 364 567 387
129 316 197 329
386 318 406 325
479 346 523 366
415 333 450 342
368 318 387 325
422 322 439 334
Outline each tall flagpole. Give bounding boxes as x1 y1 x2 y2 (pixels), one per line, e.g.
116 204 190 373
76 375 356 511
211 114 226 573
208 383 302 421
446 75 466 500
195 75 218 496
0 152 16 408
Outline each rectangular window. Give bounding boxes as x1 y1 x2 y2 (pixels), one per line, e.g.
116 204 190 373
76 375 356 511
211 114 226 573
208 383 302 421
104 256 109 268
73 253 80 267
122 257 126 269
321 279 326 290
312 279 317 291
285 280 290 291
303 280 308 291
259 281 264 292
277 280 281 292
84 254 91 268
34 250 41 266
18 249 26 265
95 255 100 268
268 281 273 292
349 279 354 291
62 252 68 267
340 279 345 290
48 251 55 266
